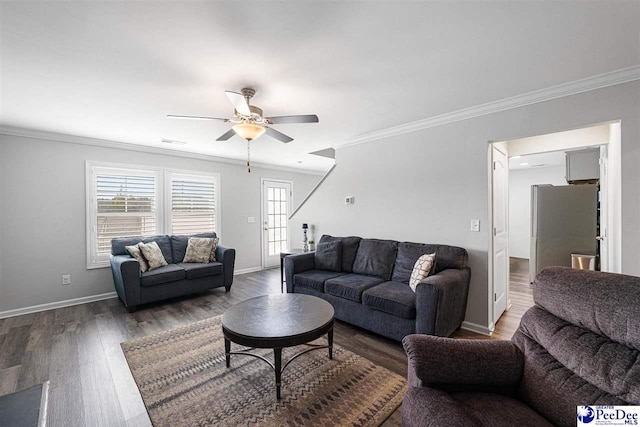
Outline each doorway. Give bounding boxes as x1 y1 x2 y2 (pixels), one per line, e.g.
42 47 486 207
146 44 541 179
488 122 621 327
261 179 293 268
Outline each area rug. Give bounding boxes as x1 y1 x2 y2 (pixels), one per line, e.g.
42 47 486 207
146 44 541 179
121 315 406 427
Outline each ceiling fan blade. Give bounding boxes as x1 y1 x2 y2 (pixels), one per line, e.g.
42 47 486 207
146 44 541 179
216 129 237 141
225 91 251 116
265 126 294 143
266 114 319 124
167 114 228 121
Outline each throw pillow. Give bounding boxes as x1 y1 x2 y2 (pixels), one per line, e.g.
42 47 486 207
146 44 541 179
209 237 220 262
184 237 214 263
409 253 436 292
140 241 168 271
125 242 149 273
315 241 343 272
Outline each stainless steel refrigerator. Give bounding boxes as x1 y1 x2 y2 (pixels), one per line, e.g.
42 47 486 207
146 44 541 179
529 184 598 282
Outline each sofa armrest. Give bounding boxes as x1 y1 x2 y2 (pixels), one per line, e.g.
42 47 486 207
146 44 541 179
215 245 236 290
403 334 524 388
284 252 316 293
415 267 471 336
110 254 142 307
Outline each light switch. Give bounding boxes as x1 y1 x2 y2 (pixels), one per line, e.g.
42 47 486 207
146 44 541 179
470 219 480 232
248 217 255 223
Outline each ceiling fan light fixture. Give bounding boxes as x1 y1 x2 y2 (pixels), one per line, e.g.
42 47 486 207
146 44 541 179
232 123 265 141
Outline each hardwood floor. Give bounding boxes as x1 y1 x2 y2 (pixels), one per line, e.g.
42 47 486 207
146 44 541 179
0 262 534 426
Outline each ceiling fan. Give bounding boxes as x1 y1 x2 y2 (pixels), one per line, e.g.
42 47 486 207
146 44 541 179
168 88 319 172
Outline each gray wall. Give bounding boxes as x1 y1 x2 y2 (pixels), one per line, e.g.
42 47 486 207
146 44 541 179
508 165 567 259
291 81 640 331
0 134 320 312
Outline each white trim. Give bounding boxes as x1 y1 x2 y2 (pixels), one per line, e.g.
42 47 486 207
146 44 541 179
0 126 325 176
261 179 294 269
85 161 162 269
39 381 50 427
0 292 117 320
334 66 640 149
461 321 494 336
164 169 221 238
234 266 264 275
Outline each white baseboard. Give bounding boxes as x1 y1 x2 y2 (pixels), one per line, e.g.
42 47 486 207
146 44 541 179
0 292 118 320
461 320 494 336
234 266 264 275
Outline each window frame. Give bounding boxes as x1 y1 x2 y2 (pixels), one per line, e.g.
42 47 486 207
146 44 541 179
86 162 220 269
164 169 221 237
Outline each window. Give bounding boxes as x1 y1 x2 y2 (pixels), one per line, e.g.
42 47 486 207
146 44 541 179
170 174 217 235
86 162 219 268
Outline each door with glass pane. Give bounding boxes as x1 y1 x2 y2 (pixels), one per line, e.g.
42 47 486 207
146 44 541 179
262 180 292 268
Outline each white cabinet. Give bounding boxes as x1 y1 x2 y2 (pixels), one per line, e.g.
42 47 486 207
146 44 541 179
566 148 599 183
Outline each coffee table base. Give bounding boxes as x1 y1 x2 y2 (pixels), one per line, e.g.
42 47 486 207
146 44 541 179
224 329 333 399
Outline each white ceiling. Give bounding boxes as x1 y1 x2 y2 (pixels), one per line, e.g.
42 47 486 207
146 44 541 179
1 1 639 172
509 151 566 170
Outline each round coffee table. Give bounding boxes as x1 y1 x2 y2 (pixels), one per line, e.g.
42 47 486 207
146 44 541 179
222 294 334 399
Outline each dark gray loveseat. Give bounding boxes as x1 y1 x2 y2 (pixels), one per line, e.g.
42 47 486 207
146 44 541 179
402 267 640 427
110 233 235 311
285 235 471 341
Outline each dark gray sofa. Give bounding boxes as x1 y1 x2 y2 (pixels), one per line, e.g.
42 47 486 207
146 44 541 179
402 266 640 427
110 233 235 311
285 235 471 341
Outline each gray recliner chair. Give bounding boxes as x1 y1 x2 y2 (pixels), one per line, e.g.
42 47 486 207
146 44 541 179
402 267 640 427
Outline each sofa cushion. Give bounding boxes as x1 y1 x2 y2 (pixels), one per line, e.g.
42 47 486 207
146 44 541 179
112 235 174 264
177 262 223 279
140 241 169 271
183 237 215 263
325 274 385 303
170 233 218 263
125 242 149 272
140 264 186 287
393 243 438 283
352 239 398 280
363 281 416 319
315 241 342 272
319 235 362 272
409 253 436 291
293 270 346 292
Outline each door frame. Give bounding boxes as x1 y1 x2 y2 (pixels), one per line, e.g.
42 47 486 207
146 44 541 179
488 121 621 329
260 178 294 269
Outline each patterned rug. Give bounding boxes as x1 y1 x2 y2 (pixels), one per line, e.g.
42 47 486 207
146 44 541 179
121 315 406 427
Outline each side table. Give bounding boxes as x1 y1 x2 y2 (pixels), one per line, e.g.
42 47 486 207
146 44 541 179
280 248 309 293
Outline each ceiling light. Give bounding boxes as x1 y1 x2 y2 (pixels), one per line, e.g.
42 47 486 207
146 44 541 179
512 155 521 159
232 123 266 141
520 162 529 166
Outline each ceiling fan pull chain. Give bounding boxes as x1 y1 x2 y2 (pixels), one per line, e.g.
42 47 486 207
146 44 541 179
247 140 251 173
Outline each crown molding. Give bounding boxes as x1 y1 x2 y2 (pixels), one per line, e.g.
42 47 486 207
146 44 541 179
0 126 325 176
334 65 640 149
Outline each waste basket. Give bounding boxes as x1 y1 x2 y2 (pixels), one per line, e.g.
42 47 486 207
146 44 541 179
571 254 595 270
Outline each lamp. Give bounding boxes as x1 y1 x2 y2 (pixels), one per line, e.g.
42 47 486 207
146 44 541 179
302 223 309 252
232 123 265 141
232 123 266 173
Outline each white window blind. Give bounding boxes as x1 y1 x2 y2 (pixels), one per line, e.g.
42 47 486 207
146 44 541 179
96 173 157 257
170 174 217 235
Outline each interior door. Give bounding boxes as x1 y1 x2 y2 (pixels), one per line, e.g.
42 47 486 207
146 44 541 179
598 145 608 271
492 146 508 322
262 180 292 268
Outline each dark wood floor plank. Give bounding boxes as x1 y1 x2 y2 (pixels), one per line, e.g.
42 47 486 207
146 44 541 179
79 356 127 427
0 365 21 396
47 379 85 427
0 325 32 369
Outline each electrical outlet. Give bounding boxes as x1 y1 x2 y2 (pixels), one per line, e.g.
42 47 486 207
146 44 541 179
62 274 71 285
345 196 354 205
247 217 255 223
470 219 480 232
